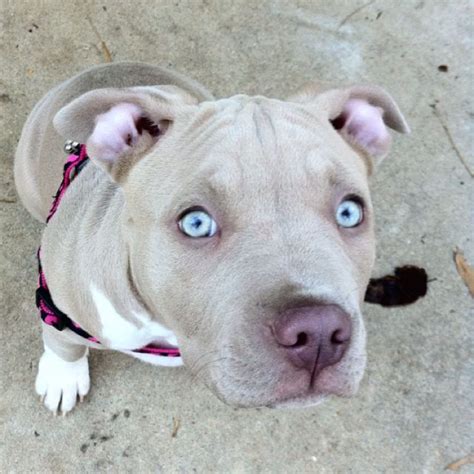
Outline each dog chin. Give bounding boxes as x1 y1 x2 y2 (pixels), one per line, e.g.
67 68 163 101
210 379 360 409
265 379 360 409
267 393 329 409
214 390 330 410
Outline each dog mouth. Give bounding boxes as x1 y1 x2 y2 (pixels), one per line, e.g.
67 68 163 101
149 340 177 349
134 339 181 357
201 358 358 409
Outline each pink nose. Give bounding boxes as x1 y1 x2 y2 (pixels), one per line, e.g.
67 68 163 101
272 305 352 377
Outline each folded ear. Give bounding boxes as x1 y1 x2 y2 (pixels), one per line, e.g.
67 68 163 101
54 86 198 182
289 84 410 168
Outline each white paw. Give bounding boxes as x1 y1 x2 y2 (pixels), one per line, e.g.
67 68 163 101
35 347 90 415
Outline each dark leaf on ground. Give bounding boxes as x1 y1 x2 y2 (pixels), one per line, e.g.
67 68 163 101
365 265 428 306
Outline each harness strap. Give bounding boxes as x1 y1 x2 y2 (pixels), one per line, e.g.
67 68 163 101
36 144 180 358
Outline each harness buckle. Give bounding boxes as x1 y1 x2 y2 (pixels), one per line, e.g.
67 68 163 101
64 140 81 155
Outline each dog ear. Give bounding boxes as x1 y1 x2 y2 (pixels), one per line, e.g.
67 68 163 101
54 86 198 182
290 84 410 168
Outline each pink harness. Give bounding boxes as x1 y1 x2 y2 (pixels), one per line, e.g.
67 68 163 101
36 144 180 358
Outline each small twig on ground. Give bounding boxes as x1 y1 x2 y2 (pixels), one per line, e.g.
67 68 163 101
453 247 474 297
86 16 112 63
432 106 473 178
171 417 181 438
338 0 376 29
445 453 474 471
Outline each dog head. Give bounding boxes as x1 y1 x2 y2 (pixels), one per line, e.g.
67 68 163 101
55 79 408 408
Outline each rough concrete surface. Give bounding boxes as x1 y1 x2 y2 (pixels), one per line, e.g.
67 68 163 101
0 0 472 472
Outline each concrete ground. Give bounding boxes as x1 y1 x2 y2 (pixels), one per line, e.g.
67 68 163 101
1 0 472 472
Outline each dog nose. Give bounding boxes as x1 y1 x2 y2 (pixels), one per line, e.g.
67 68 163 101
272 305 352 376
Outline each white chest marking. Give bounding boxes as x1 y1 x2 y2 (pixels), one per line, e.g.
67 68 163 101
90 283 183 367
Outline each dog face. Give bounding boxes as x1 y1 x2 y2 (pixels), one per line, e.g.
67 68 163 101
55 84 408 407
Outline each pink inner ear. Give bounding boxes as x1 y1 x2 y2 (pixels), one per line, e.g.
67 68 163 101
88 103 142 162
337 99 391 157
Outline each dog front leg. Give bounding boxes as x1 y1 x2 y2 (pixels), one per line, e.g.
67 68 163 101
35 324 90 415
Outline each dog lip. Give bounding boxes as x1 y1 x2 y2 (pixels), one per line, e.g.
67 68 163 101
147 340 177 350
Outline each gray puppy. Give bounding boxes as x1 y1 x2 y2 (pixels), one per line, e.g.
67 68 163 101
15 62 409 414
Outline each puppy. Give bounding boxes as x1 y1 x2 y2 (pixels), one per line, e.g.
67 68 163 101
14 62 409 414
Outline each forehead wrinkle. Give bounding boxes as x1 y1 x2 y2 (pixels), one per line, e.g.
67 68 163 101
250 104 279 156
279 104 326 133
234 102 323 215
187 140 245 213
177 104 235 154
249 100 322 149
205 160 243 200
304 149 368 197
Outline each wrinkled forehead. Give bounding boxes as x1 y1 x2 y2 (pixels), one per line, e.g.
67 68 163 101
131 96 371 211
179 96 370 195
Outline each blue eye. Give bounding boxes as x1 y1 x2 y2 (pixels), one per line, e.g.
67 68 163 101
336 199 364 228
178 209 218 238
